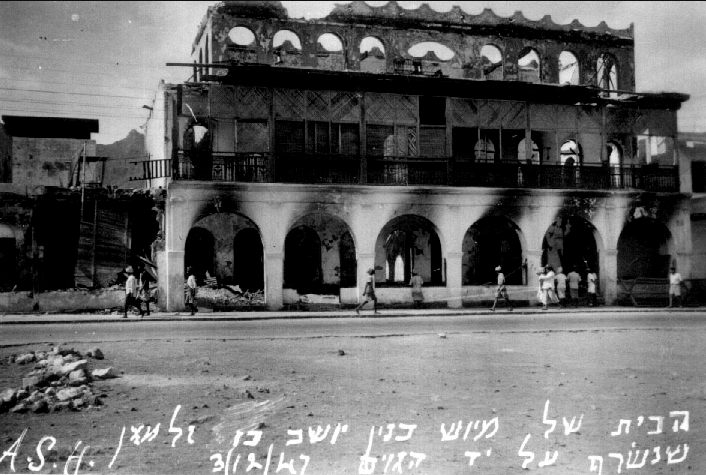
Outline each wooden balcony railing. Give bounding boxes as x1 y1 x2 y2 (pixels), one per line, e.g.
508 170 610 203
129 152 680 192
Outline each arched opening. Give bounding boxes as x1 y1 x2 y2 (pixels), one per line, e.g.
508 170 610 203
517 137 540 163
518 48 541 83
376 215 443 286
408 42 455 61
542 216 600 279
559 51 579 85
273 30 302 66
233 228 264 292
618 218 672 279
607 141 623 187
284 214 357 294
185 227 215 283
360 36 386 73
463 217 523 286
317 33 343 52
228 26 255 46
273 30 302 50
480 44 503 80
474 135 496 163
284 226 322 293
561 140 582 165
597 53 618 96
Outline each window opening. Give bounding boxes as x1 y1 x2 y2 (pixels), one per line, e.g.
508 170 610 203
559 51 579 85
518 48 540 83
481 45 503 80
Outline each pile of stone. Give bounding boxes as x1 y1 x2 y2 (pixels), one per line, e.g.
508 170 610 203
0 345 118 414
197 287 265 309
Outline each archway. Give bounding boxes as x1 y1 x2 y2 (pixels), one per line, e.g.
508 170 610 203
375 215 443 286
233 228 263 292
518 48 541 83
185 227 215 283
559 51 579 85
542 216 600 278
618 218 672 279
480 44 503 80
0 224 15 291
284 214 357 293
463 217 523 285
284 226 321 293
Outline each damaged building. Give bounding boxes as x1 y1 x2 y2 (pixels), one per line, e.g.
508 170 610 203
139 1 692 311
0 116 162 312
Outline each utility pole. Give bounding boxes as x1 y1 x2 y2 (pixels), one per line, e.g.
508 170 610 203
80 142 86 219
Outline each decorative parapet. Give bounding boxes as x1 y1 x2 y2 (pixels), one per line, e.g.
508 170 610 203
326 1 633 40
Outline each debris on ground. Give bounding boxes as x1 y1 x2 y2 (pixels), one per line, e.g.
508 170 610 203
195 287 265 309
1 346 114 413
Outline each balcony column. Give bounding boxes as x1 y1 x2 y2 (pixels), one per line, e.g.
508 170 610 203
264 252 284 310
601 249 618 304
445 252 463 308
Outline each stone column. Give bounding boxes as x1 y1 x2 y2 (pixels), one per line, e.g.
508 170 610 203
601 249 618 304
165 251 185 312
264 252 284 310
525 249 543 291
446 252 464 308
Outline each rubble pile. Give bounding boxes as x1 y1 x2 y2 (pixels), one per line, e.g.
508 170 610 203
197 287 265 309
0 345 117 414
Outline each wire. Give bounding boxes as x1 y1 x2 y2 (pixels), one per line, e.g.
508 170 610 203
0 86 151 100
0 96 151 111
0 106 149 119
0 52 187 72
0 77 158 94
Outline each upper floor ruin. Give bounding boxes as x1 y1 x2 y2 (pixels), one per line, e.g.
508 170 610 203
190 1 635 93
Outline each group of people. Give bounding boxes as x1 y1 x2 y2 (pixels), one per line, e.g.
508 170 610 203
122 266 153 318
490 264 598 311
537 265 597 310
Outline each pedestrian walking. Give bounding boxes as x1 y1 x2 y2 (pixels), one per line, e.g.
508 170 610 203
587 268 598 307
409 271 424 309
123 266 144 318
185 266 198 315
567 267 581 307
668 267 684 308
355 268 379 315
555 266 567 308
538 265 557 310
490 266 513 311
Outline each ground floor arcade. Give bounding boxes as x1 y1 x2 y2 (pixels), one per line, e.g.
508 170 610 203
158 182 691 311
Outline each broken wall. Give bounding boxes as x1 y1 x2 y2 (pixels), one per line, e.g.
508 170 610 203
197 1 635 90
11 137 97 190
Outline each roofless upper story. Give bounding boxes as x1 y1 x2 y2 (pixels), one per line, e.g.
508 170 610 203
189 0 636 92
137 2 689 193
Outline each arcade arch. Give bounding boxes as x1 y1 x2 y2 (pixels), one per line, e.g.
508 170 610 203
186 212 263 287
618 218 673 279
542 215 601 279
283 214 357 293
375 215 443 286
462 217 524 286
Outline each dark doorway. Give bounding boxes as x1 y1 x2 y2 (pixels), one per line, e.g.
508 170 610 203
618 218 671 279
463 217 523 285
185 227 215 283
284 225 322 293
0 237 15 291
542 216 599 276
233 228 264 292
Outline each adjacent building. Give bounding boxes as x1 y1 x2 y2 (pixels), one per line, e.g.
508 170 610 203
140 1 691 311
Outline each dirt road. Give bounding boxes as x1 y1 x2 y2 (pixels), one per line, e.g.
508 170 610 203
1 317 703 474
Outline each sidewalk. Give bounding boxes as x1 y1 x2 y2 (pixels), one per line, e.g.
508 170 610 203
1 305 704 324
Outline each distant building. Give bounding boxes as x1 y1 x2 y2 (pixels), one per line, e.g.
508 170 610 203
140 1 691 310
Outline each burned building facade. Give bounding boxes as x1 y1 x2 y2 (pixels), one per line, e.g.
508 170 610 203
141 1 690 311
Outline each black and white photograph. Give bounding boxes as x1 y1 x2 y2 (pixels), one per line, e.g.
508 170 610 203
1 1 706 473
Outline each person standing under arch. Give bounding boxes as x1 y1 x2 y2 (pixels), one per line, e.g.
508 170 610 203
409 271 424 309
587 268 598 307
668 267 684 308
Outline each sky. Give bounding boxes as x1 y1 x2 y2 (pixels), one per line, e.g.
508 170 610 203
1 1 705 144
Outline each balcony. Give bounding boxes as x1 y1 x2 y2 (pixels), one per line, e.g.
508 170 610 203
130 153 680 192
